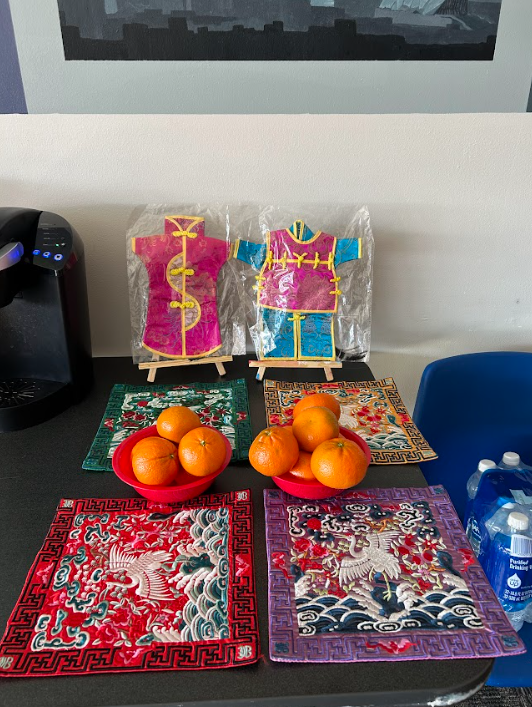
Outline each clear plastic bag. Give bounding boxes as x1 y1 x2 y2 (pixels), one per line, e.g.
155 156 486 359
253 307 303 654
228 204 373 362
126 204 246 364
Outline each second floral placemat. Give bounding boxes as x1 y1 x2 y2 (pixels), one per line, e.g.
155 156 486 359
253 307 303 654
264 378 437 464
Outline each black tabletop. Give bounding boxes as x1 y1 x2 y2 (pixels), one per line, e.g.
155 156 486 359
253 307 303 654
0 357 492 707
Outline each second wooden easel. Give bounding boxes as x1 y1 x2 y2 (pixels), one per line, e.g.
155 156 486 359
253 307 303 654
139 355 233 383
249 359 342 382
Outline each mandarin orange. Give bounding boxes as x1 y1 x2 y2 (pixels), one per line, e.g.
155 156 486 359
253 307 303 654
156 405 201 444
292 406 339 453
287 451 315 481
292 393 341 421
249 427 299 477
131 436 179 486
311 437 368 490
178 426 227 477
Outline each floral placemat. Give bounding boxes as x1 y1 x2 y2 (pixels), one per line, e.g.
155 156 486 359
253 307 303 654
83 379 252 471
0 492 259 677
264 486 525 663
264 378 437 464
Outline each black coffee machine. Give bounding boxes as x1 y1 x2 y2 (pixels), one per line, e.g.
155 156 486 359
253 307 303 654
0 208 92 431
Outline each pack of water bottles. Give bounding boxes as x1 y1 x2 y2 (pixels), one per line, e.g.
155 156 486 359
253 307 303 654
464 452 532 631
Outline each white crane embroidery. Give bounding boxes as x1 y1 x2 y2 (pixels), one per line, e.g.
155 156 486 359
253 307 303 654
339 532 401 599
107 545 173 601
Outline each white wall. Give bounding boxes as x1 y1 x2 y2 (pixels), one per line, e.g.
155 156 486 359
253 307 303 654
1 114 531 409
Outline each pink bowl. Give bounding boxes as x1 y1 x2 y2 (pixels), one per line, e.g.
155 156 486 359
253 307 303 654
112 425 232 503
272 426 372 500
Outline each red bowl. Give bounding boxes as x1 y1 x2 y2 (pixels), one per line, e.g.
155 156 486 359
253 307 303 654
272 426 371 500
112 425 232 503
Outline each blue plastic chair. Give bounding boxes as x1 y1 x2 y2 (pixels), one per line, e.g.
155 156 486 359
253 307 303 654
413 352 532 687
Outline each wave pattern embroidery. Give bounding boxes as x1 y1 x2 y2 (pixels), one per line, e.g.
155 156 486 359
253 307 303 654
0 494 260 676
287 500 483 636
265 487 526 663
263 378 438 464
30 507 231 653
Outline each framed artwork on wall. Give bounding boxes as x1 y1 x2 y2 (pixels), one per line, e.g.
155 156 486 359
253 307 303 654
4 0 532 113
57 0 502 61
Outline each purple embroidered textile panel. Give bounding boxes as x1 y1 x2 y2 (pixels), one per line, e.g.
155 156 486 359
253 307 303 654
264 486 525 663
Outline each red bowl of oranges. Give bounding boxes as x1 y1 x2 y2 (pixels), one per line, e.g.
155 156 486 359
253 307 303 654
249 393 371 500
273 426 371 500
112 406 232 503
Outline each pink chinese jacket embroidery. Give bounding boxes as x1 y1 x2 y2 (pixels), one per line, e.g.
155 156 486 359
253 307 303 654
259 228 338 312
132 216 229 359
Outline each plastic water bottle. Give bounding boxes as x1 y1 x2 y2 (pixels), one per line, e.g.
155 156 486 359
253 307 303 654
485 502 517 539
487 511 532 631
499 452 523 470
477 502 516 572
465 459 497 555
498 452 532 507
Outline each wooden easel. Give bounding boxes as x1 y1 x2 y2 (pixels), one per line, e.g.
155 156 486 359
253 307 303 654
139 355 233 383
249 359 342 382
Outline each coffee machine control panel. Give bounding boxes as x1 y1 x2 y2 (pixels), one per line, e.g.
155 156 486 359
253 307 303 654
32 226 73 271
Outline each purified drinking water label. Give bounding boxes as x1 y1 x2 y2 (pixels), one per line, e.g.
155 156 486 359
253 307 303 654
508 573 521 589
501 563 532 604
490 537 532 605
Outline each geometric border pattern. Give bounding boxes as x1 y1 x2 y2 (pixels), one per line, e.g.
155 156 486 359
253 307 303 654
264 378 437 464
264 486 525 663
82 378 253 471
0 492 259 677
